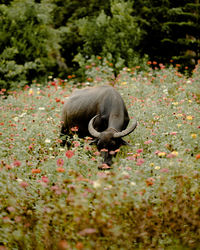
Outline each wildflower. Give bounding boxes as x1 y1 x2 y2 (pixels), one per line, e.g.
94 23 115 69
177 124 182 127
100 148 108 152
28 88 34 95
144 139 153 144
146 177 155 186
76 242 84 249
78 228 97 236
160 168 169 173
191 133 197 139
71 126 78 132
172 151 178 156
20 181 29 188
136 158 145 166
38 107 45 111
158 152 166 157
45 139 51 144
13 160 21 167
93 179 101 188
155 166 160 170
41 176 49 183
57 167 65 173
170 132 177 135
58 240 68 250
65 150 74 159
31 169 41 174
136 148 143 154
150 163 154 167
130 181 136 186
122 81 127 85
186 115 193 120
196 154 200 160
57 158 64 167
13 117 19 122
98 163 112 170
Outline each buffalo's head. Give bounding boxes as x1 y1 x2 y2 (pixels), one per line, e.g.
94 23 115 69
88 115 137 166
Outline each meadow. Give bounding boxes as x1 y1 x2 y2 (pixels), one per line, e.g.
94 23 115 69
0 61 200 249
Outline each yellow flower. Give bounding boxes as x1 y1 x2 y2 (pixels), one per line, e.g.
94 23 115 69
172 151 178 156
176 114 183 117
186 115 193 120
121 81 127 85
150 163 154 167
158 152 166 157
28 88 34 95
188 100 192 103
191 134 197 139
177 124 182 127
172 102 179 105
155 166 160 170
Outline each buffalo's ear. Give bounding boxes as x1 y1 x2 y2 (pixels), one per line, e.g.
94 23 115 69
89 138 98 145
121 139 133 147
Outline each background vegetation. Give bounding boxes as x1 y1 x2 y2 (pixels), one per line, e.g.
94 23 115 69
0 60 200 249
0 0 200 90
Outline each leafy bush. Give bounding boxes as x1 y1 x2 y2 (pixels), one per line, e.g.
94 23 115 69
0 0 61 90
0 62 200 249
74 0 147 76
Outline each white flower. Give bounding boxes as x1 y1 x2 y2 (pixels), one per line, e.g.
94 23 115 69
93 180 101 188
121 171 129 176
13 117 19 122
17 178 23 183
38 107 45 111
45 139 51 144
19 112 27 118
130 182 136 186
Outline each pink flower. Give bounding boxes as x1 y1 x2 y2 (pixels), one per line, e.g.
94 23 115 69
144 139 153 144
137 148 143 154
170 132 177 135
160 168 169 173
20 181 29 188
136 158 145 166
13 160 21 167
56 158 64 167
65 150 74 159
41 176 49 183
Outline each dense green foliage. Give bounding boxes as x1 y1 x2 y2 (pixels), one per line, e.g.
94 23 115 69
0 0 61 90
0 0 200 90
0 62 200 249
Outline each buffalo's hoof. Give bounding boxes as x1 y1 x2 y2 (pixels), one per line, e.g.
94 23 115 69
98 164 112 170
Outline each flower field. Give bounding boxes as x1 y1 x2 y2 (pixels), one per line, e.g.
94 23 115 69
0 62 200 249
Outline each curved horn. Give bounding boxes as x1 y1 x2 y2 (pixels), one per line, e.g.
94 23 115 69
88 115 101 138
113 119 137 138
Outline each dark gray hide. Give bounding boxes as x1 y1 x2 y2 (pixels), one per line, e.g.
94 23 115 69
60 85 137 166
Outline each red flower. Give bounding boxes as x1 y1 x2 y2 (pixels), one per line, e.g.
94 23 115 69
146 177 155 186
57 167 65 173
31 169 41 174
13 160 21 167
196 154 200 160
65 150 74 159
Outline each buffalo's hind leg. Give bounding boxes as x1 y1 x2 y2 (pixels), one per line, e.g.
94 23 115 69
60 124 70 147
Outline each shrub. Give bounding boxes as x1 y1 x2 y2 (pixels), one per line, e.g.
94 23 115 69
0 0 61 90
74 0 147 76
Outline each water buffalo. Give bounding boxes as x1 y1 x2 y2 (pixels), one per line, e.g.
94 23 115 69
60 85 137 167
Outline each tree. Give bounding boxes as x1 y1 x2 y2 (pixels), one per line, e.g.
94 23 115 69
0 0 61 90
